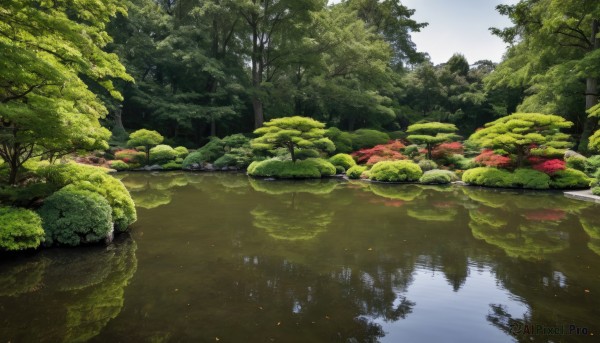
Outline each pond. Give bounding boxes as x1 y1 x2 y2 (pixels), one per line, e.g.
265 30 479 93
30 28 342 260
1 172 599 342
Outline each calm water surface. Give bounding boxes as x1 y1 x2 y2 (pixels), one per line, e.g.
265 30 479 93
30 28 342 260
1 172 600 342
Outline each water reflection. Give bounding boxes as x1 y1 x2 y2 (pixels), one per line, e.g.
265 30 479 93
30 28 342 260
0 237 137 342
1 174 599 342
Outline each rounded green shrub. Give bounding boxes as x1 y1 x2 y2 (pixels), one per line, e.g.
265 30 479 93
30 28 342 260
38 185 113 246
417 159 438 172
550 168 592 189
462 167 513 188
161 161 183 170
174 146 189 158
347 165 368 179
369 161 423 182
39 163 136 231
566 155 587 172
108 160 129 171
0 207 45 251
419 169 458 184
512 168 550 189
182 138 224 168
335 165 345 174
114 149 146 165
247 158 335 179
295 149 320 160
213 154 237 169
593 186 600 196
149 145 178 164
585 155 600 175
328 153 356 170
403 144 420 157
325 127 353 153
350 129 390 150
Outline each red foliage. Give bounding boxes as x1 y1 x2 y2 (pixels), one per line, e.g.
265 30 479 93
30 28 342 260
531 159 566 175
523 209 566 221
432 142 464 159
352 140 407 165
115 149 145 164
473 149 512 168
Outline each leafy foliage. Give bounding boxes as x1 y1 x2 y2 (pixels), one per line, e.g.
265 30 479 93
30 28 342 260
473 150 512 168
0 207 45 251
247 158 336 179
127 129 164 165
114 149 146 165
40 163 136 231
407 122 459 158
351 140 406 165
549 168 592 189
468 113 573 167
108 160 130 171
38 186 113 247
350 129 391 150
462 167 514 188
368 160 423 182
531 159 566 175
149 145 178 165
328 154 357 170
417 159 438 172
419 170 458 184
346 165 369 179
251 117 334 162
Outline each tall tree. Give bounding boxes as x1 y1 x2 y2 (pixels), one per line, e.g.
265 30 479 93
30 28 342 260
0 0 131 184
238 0 325 128
489 0 600 152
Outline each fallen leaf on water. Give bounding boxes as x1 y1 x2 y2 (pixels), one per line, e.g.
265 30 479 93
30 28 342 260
215 337 220 341
585 289 590 293
367 248 373 251
277 322 281 326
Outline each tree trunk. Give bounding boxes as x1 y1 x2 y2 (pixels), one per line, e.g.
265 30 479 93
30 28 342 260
289 143 296 163
251 25 264 129
210 117 216 137
8 160 18 185
145 146 150 165
253 98 264 128
579 19 600 152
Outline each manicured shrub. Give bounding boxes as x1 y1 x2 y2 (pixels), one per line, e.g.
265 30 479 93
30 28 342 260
350 129 390 150
40 163 136 231
328 153 356 170
295 149 320 160
351 141 406 165
369 161 423 182
325 127 353 153
418 159 438 172
531 158 566 175
403 144 420 157
550 168 592 189
38 185 113 246
473 149 512 168
182 138 224 168
0 207 45 251
213 147 254 169
108 160 129 171
161 161 183 170
247 158 335 179
565 155 587 171
114 149 145 165
462 167 513 188
221 133 250 149
346 165 368 179
127 129 164 165
432 142 464 159
174 146 189 158
593 186 600 196
419 169 458 184
585 155 600 175
512 168 551 190
149 145 178 164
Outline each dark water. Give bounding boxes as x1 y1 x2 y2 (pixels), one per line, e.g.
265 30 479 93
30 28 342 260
1 172 600 343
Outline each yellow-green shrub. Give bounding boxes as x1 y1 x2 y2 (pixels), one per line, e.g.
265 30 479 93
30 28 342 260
0 207 45 251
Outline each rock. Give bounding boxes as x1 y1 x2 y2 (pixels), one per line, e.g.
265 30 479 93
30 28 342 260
565 150 585 159
105 225 115 244
203 163 215 171
143 164 163 171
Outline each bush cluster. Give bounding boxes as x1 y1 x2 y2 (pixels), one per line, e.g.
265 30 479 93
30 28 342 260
328 153 356 170
39 163 137 231
0 207 45 251
38 185 113 246
418 159 438 172
419 170 458 184
462 167 591 189
114 149 145 165
368 161 423 182
150 145 178 164
247 158 335 179
108 160 129 171
183 134 251 169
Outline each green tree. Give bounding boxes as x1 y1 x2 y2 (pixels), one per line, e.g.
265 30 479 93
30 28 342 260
406 122 459 159
468 113 573 167
489 0 600 152
0 0 131 184
251 116 334 162
127 129 164 165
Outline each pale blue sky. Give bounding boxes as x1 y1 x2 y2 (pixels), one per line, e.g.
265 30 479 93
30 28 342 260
330 0 519 65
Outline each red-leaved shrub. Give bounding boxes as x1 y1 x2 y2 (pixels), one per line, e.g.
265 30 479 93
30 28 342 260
531 159 566 175
115 149 145 164
352 140 407 165
432 142 464 159
473 149 512 168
